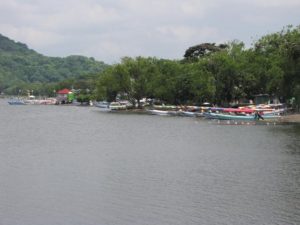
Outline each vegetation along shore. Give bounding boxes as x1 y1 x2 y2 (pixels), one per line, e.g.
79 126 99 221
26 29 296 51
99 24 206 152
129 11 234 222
1 25 300 115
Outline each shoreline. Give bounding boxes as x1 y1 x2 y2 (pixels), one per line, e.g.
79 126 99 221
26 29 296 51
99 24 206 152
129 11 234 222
279 113 300 124
109 109 300 124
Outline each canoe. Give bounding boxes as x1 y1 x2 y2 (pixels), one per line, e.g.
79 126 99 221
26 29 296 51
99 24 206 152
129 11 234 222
204 112 281 121
8 99 26 105
179 111 203 117
94 101 111 112
147 109 169 116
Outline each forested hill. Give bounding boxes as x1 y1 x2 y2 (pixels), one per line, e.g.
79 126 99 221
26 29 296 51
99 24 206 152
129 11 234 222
0 34 108 93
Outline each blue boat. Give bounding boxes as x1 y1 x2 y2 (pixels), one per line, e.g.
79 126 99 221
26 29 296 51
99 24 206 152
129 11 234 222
8 98 26 105
204 112 281 121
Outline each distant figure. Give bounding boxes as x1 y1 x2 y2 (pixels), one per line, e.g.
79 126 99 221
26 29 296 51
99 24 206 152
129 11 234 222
255 111 264 120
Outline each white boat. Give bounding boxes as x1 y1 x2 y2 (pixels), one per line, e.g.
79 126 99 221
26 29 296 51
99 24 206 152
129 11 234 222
179 111 197 117
109 102 127 110
25 98 57 105
153 105 177 110
147 109 170 116
94 101 110 111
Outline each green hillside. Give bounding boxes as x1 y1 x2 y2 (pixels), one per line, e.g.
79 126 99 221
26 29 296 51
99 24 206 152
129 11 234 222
0 34 108 94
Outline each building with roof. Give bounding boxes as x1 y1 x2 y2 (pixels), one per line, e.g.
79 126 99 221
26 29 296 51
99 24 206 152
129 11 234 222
56 88 74 104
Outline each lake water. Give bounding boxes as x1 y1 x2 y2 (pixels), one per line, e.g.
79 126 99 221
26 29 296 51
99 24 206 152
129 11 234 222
0 99 299 225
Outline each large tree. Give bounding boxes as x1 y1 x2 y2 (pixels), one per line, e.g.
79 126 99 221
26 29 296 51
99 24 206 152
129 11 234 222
183 43 228 61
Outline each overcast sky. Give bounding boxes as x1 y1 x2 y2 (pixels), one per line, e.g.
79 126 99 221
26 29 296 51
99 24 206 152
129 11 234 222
0 0 299 63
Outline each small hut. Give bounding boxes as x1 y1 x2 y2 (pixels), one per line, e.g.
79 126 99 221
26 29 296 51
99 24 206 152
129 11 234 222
56 88 74 104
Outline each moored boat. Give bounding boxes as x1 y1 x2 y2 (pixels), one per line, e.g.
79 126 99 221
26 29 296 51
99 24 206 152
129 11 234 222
147 109 170 116
24 98 57 105
178 111 198 117
8 98 26 105
153 105 177 110
94 101 110 111
204 112 281 121
109 102 127 111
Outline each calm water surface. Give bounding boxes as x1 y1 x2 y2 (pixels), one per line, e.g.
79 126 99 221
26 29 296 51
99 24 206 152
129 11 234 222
0 99 299 225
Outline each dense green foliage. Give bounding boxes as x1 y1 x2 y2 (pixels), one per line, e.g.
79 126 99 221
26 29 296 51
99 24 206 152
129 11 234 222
1 25 299 109
183 43 228 60
96 25 300 108
0 34 108 95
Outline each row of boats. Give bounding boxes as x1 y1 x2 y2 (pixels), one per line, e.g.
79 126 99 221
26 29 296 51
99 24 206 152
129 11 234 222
147 108 283 121
9 97 286 122
8 98 58 105
95 101 286 121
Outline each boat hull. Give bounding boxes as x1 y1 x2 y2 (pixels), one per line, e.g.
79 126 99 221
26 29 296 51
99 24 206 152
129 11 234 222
204 112 281 121
94 101 111 111
8 99 26 105
147 109 169 116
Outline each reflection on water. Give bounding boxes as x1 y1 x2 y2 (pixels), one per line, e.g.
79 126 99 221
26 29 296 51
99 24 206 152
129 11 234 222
0 99 300 225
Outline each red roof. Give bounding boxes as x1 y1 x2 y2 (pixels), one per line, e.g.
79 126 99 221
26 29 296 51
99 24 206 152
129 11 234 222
57 88 71 94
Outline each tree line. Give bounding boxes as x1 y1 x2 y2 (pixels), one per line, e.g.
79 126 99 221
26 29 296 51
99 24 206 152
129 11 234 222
95 25 300 109
1 26 299 110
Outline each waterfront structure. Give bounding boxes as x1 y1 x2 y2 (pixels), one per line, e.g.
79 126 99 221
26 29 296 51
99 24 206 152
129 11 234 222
56 88 74 104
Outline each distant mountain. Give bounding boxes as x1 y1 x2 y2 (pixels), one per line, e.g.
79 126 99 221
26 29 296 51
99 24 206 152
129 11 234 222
0 34 108 93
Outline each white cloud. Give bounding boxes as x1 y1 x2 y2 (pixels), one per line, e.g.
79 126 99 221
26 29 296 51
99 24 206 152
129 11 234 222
251 0 300 7
0 24 64 49
41 2 121 32
0 0 122 32
0 0 299 63
156 26 218 42
180 0 217 16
